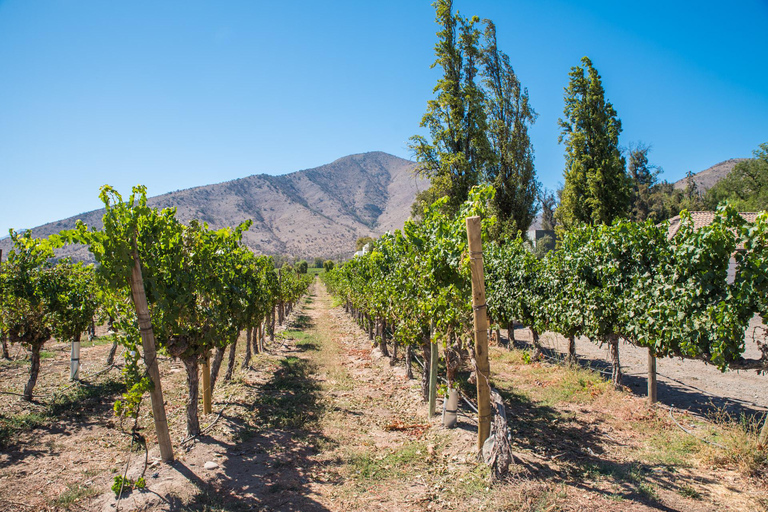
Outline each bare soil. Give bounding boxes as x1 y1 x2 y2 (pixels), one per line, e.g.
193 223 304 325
0 280 766 511
514 316 768 416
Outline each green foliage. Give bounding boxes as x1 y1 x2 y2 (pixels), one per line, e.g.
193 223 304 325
557 56 630 231
481 20 539 237
705 142 768 211
323 260 334 272
328 180 768 393
485 237 547 336
297 260 309 274
0 231 57 350
355 236 375 252
112 475 145 497
627 142 662 222
539 188 558 231
485 205 768 372
409 0 492 217
325 185 495 350
0 231 99 399
62 185 310 436
410 2 541 225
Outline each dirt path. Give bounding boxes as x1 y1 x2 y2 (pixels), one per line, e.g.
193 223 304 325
94 280 455 512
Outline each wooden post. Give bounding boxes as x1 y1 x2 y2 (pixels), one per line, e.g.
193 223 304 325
428 324 438 417
466 216 491 451
759 411 768 449
277 268 284 325
130 242 174 462
202 351 212 415
648 350 657 404
0 249 7 361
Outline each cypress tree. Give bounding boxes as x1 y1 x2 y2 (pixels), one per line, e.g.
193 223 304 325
556 56 629 231
481 20 539 237
409 0 492 217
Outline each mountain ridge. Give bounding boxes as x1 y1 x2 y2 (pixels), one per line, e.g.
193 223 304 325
672 158 749 193
0 151 426 261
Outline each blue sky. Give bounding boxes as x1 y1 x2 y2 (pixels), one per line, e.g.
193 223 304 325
1 0 767 235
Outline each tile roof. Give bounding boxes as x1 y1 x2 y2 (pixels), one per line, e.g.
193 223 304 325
666 211 762 249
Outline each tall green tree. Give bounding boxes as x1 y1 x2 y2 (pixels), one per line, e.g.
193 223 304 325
556 56 629 231
627 142 662 222
539 188 558 231
481 20 539 237
705 142 768 211
410 0 492 217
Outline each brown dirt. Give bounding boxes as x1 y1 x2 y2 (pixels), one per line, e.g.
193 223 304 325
510 317 768 417
0 280 766 511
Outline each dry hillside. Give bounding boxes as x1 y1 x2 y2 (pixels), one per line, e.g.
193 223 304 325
672 158 749 193
0 152 427 261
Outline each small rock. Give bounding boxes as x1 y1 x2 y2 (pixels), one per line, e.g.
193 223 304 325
204 461 219 470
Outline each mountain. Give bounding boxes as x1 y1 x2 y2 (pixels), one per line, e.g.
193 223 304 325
672 158 749 193
0 152 427 261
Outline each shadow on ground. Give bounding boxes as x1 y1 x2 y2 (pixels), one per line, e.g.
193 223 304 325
446 330 723 510
507 327 767 420
151 305 338 511
0 375 125 457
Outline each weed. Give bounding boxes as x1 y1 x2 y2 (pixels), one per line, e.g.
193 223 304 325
637 481 658 500
80 337 116 348
638 428 701 466
48 378 125 417
348 442 427 479
53 482 99 506
111 475 145 496
678 484 701 499
0 358 27 367
702 407 768 476
0 412 47 448
252 356 323 430
232 424 258 444
539 366 608 405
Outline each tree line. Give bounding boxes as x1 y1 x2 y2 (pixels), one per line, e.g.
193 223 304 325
412 1 766 240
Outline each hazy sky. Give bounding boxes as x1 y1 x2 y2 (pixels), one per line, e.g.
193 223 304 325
1 0 767 235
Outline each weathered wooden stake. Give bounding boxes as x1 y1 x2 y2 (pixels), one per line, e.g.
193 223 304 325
466 216 491 451
0 249 7 361
648 350 657 404
202 352 212 415
428 324 438 417
253 324 261 355
759 411 768 449
130 240 174 462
